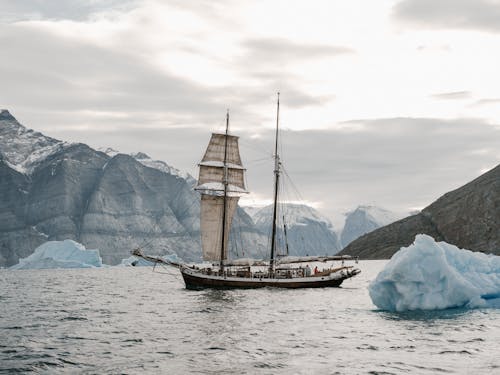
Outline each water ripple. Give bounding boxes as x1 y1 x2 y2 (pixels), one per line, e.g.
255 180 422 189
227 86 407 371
1 263 499 374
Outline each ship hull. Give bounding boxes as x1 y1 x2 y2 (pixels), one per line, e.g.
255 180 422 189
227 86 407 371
180 267 360 290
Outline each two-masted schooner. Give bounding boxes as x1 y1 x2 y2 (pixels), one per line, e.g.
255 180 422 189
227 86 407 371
134 94 360 289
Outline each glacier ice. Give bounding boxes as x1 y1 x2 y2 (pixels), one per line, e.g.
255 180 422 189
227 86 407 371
369 234 500 311
10 240 102 269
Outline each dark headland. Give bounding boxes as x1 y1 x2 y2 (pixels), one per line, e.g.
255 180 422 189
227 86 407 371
338 164 500 259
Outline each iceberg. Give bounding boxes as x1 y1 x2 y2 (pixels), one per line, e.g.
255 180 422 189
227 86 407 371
369 234 500 311
10 240 102 269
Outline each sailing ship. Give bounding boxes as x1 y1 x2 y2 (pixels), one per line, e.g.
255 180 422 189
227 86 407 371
134 94 360 289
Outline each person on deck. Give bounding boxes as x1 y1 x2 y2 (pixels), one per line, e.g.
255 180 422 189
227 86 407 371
314 266 319 275
305 265 311 277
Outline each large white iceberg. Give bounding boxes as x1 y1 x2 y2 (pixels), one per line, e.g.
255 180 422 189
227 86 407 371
369 234 500 311
10 240 103 269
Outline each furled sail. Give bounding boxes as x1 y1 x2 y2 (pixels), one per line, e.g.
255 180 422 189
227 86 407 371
196 133 247 262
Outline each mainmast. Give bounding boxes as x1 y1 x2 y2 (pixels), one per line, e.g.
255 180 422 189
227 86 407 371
269 93 280 274
220 111 230 272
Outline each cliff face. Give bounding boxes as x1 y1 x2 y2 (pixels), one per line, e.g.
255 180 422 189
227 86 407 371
339 164 500 258
0 110 268 266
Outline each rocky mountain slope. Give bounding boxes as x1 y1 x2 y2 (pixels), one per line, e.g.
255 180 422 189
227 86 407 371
339 164 500 258
340 205 406 248
0 110 267 266
246 203 342 255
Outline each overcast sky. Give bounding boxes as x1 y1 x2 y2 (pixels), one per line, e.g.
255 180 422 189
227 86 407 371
1 0 499 222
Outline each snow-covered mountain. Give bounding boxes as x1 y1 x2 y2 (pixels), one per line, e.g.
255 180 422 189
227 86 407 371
99 148 197 188
340 205 407 248
0 110 266 266
244 203 406 253
245 203 342 255
0 110 71 174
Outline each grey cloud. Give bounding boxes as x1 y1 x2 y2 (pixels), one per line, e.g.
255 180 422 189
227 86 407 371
0 23 270 129
0 22 324 142
242 37 355 62
417 44 451 52
0 0 138 22
392 0 500 33
45 116 500 219
216 82 334 111
225 37 350 109
431 91 471 100
471 98 500 106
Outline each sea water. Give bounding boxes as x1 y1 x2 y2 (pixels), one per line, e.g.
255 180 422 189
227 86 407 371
1 261 499 374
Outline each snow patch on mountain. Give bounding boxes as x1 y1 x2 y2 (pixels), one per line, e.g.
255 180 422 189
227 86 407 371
98 147 119 157
358 205 403 225
242 205 266 220
98 146 196 185
249 203 334 228
341 205 408 248
244 203 342 255
0 110 72 174
133 152 183 176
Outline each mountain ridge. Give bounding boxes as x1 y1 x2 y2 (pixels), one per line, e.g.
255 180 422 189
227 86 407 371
338 164 500 258
1 110 266 266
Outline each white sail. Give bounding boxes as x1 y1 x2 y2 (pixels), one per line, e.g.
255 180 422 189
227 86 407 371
201 133 242 166
198 165 245 192
196 132 246 262
200 195 239 261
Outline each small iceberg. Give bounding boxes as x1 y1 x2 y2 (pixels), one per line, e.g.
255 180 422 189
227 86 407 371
369 234 500 311
120 255 154 267
10 240 103 269
120 252 183 267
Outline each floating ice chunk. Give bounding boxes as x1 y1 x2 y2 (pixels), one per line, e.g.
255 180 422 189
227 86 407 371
10 240 102 269
120 255 154 267
369 234 500 311
119 253 183 267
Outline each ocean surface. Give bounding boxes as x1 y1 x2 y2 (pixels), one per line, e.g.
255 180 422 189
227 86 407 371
1 260 499 374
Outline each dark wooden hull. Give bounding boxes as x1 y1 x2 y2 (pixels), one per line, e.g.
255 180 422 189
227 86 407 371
180 267 360 290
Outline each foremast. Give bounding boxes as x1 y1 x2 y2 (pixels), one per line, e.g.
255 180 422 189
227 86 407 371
269 93 281 275
195 112 247 269
220 112 230 272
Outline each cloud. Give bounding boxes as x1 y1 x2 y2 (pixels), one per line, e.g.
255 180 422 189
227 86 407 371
431 91 471 100
471 98 500 107
0 0 138 22
392 0 500 33
0 16 337 138
45 116 500 218
242 37 355 63
217 37 353 109
0 23 230 125
2 1 499 220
